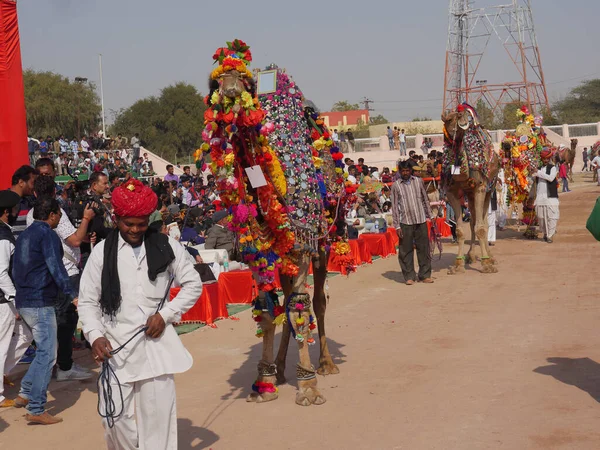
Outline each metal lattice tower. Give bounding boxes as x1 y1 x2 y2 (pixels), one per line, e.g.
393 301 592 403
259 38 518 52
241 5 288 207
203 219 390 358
442 0 550 116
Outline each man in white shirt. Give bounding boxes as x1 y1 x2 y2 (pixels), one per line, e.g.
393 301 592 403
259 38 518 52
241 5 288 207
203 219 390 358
79 179 202 449
0 191 33 407
131 133 141 162
591 153 600 186
534 149 560 243
80 136 90 153
26 175 96 381
399 129 407 156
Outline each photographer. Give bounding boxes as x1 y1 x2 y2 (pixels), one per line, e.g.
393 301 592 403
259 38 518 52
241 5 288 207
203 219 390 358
26 175 96 383
82 171 114 244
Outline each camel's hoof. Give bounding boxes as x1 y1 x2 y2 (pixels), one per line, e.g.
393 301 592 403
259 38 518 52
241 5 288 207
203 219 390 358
247 392 278 403
317 363 340 376
296 387 327 406
481 262 498 274
275 372 287 386
295 393 312 406
447 264 465 275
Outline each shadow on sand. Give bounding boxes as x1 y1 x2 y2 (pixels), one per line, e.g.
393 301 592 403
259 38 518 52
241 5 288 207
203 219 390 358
178 418 219 450
534 357 600 403
222 333 347 402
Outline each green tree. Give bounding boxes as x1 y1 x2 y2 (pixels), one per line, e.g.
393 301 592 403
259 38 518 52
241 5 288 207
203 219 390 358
331 100 361 111
554 79 600 123
23 70 101 138
411 116 433 122
369 114 389 125
353 119 370 138
474 100 495 129
111 83 207 162
538 105 560 126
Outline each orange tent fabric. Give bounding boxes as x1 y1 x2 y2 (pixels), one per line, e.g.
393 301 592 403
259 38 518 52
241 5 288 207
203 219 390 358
356 238 372 264
218 270 258 304
0 0 28 188
359 233 394 257
170 283 227 325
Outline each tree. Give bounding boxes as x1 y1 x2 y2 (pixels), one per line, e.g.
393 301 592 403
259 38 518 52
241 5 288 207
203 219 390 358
352 119 370 138
474 100 495 129
331 100 361 111
554 79 600 123
411 116 433 122
111 83 207 162
23 70 101 138
538 105 559 126
369 114 389 125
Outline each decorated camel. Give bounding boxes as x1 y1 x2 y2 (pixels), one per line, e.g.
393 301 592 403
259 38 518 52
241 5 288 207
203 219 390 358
441 103 500 274
199 42 349 406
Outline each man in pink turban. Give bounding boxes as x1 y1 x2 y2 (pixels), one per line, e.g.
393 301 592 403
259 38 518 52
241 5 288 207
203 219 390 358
78 178 202 448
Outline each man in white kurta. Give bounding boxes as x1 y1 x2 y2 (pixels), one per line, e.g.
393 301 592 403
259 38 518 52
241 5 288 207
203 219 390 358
78 179 202 449
534 152 560 243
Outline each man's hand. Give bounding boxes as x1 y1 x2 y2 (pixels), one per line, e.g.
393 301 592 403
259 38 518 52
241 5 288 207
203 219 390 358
396 227 403 239
89 232 97 246
145 313 166 338
72 297 79 308
195 255 204 264
83 203 96 221
92 337 113 363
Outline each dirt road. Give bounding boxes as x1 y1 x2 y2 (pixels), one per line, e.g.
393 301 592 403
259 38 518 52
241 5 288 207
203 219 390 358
1 182 600 450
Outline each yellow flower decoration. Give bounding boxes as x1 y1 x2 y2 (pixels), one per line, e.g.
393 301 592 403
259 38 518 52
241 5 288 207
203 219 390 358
241 91 254 108
313 156 323 169
210 91 220 105
313 138 326 151
224 153 235 165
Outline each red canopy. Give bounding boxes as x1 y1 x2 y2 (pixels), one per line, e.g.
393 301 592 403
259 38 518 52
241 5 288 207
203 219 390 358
0 0 28 188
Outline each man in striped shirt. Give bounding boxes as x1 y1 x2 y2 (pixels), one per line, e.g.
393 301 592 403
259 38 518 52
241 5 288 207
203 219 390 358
391 160 433 285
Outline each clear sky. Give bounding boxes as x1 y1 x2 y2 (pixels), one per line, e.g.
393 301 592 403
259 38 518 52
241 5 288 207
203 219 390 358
16 0 600 123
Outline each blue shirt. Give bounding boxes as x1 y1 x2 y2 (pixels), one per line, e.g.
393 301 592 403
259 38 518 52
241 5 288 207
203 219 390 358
12 221 74 308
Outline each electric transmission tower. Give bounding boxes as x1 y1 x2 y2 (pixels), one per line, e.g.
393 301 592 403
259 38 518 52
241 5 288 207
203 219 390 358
442 0 550 116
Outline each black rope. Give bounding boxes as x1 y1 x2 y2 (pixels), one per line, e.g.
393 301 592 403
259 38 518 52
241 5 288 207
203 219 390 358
97 276 174 428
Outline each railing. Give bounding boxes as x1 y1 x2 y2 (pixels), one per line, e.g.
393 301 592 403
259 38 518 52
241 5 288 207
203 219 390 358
568 123 598 138
352 138 381 152
544 125 563 136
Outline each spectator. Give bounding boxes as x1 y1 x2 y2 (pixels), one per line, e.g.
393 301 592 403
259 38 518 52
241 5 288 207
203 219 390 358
346 129 355 153
399 129 407 156
582 148 589 171
393 126 400 150
347 165 358 185
26 175 95 383
39 137 48 155
9 166 38 239
164 164 179 183
59 135 69 153
558 161 570 193
339 129 347 152
131 133 141 161
386 126 394 150
70 138 79 155
35 157 56 178
332 129 339 146
205 210 235 259
13 197 77 424
80 135 90 153
0 190 33 408
391 160 433 285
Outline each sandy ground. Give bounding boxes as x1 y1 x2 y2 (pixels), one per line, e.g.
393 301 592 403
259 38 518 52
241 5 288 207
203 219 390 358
2 174 600 450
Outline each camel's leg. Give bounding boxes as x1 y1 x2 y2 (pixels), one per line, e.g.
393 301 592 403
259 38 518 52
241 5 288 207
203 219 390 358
247 287 279 403
465 192 477 264
473 188 498 273
312 251 339 376
274 275 293 385
288 254 325 406
446 190 466 274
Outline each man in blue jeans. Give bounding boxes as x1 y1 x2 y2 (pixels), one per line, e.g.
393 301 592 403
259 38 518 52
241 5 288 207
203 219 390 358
12 198 77 425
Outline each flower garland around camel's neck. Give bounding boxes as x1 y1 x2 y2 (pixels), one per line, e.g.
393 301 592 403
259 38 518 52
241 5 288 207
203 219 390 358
305 111 357 271
198 41 298 290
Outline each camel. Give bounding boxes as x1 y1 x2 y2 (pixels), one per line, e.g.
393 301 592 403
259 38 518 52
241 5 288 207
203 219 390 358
441 104 500 274
202 45 342 406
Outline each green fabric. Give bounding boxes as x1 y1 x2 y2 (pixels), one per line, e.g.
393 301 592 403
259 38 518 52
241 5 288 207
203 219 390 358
586 197 600 241
174 303 253 335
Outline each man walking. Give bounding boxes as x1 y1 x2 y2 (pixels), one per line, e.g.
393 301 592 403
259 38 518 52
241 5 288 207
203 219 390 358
534 149 559 243
12 198 77 424
0 191 33 407
79 179 202 449
582 147 589 171
391 160 433 285
386 126 394 150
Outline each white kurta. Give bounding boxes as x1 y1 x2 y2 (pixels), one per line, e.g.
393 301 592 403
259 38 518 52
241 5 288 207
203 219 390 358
79 234 202 449
534 166 560 239
0 235 33 403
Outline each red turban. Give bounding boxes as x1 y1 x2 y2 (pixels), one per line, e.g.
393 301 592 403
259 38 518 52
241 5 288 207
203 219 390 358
111 179 157 217
540 148 553 159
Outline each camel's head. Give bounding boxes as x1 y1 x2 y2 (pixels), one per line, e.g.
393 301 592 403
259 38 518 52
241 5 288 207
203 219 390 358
219 70 246 99
441 108 470 141
571 138 578 151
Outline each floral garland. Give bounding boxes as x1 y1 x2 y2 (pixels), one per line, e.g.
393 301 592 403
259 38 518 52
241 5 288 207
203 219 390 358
199 40 298 291
258 66 326 252
501 105 548 206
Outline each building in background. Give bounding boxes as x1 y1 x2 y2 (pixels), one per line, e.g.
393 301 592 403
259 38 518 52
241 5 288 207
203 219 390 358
320 109 370 129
